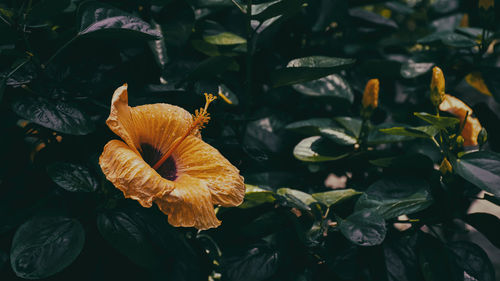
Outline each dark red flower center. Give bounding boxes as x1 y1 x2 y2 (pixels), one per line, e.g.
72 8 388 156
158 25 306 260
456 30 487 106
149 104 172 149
140 143 177 181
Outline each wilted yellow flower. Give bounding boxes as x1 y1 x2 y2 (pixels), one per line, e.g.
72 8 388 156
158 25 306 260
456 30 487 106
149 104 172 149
99 84 245 230
439 94 483 146
430 66 446 106
479 0 494 10
362 79 379 109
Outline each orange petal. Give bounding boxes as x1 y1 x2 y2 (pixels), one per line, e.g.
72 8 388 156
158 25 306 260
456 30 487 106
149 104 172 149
462 117 482 146
155 173 221 230
439 94 482 146
173 135 245 207
438 94 472 122
99 140 175 207
105 84 199 155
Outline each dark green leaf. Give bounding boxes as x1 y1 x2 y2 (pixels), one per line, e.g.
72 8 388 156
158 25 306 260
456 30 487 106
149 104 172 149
77 1 161 39
10 215 85 279
47 162 98 192
418 233 455 281
155 0 195 47
221 243 279 281
312 189 362 207
240 184 276 209
464 213 500 249
335 117 362 138
384 233 420 281
401 62 434 79
355 177 432 219
184 56 237 81
292 74 354 103
11 96 95 135
418 31 476 48
0 77 5 103
28 0 70 21
414 112 460 129
453 151 500 197
320 127 357 146
349 8 398 29
97 211 160 269
379 126 439 139
276 188 317 211
339 209 387 246
368 124 416 145
286 118 337 135
293 136 351 162
481 67 500 103
483 194 500 206
271 56 355 87
448 241 495 281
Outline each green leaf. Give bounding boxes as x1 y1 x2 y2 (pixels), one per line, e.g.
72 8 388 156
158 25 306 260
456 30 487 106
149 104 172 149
155 0 195 47
379 126 440 139
312 189 362 207
319 127 357 146
47 162 98 192
338 209 387 246
11 96 95 135
293 136 351 162
465 213 500 249
355 177 432 219
286 118 337 135
184 56 237 81
27 0 70 21
221 243 279 281
276 188 317 211
367 123 416 145
0 77 6 103
203 32 246 45
400 62 434 79
418 31 477 48
77 1 161 40
10 215 85 279
418 233 455 281
292 74 354 103
334 117 362 138
240 184 276 209
271 56 355 87
349 8 398 29
453 151 500 197
97 211 160 269
414 112 460 129
447 241 496 281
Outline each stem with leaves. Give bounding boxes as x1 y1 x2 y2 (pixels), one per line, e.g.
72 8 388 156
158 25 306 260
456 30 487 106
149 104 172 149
245 0 253 102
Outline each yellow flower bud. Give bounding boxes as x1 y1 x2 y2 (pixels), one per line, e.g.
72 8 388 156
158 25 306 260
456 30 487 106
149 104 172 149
439 157 453 175
479 0 494 10
430 66 446 107
362 79 379 109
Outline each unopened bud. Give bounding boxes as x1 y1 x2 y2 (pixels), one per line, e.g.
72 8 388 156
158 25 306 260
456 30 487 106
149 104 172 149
479 0 494 10
430 66 446 107
362 79 379 109
439 157 453 175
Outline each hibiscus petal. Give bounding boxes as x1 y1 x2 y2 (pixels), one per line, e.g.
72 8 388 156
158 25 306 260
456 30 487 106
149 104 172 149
105 84 199 155
155 173 221 230
173 136 245 207
99 140 175 207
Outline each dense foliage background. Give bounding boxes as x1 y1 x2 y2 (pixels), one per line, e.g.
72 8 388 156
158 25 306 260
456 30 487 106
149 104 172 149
1 0 500 280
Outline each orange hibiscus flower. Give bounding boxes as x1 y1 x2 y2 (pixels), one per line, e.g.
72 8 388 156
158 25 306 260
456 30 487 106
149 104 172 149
99 84 245 230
